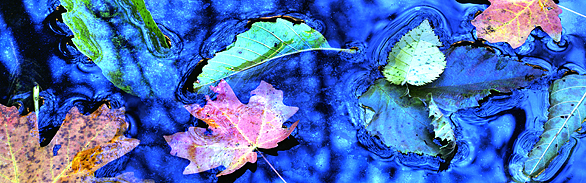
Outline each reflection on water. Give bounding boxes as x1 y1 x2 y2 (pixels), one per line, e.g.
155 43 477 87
1 0 586 182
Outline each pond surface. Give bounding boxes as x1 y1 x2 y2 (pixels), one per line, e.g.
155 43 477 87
1 0 586 182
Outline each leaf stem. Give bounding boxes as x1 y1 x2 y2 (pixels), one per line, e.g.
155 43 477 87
559 5 586 19
259 151 287 183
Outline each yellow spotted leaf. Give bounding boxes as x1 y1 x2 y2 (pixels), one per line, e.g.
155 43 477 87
0 104 140 182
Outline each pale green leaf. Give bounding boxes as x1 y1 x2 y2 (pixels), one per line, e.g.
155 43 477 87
194 18 351 90
428 94 456 144
382 19 446 86
524 74 586 177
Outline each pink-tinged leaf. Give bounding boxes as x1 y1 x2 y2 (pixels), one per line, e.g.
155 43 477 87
471 0 562 48
164 80 298 176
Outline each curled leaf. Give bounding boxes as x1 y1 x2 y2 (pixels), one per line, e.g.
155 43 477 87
524 75 586 178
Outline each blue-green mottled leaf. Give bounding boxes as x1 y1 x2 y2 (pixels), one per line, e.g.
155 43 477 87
359 78 440 156
524 74 586 178
62 0 178 99
410 46 545 112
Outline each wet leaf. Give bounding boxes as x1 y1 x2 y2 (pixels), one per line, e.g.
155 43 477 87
194 18 346 91
62 0 179 99
524 74 586 178
471 0 563 48
428 94 456 153
410 46 545 112
359 78 440 156
164 80 298 176
0 103 139 182
382 19 446 86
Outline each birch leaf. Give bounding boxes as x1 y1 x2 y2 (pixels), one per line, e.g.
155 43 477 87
524 74 586 177
382 19 446 86
165 80 298 176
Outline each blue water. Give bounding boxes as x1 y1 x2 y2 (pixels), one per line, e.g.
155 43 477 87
1 0 586 182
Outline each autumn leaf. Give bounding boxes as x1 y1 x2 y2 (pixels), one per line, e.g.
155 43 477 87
164 80 298 176
0 103 140 182
471 0 563 48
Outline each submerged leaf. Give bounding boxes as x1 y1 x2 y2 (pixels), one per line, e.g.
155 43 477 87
62 0 179 99
194 18 336 90
471 0 563 48
165 80 298 176
0 104 139 182
359 78 440 156
524 74 586 178
382 19 446 86
410 46 545 112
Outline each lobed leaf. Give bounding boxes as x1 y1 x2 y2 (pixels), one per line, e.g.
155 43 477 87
165 80 298 176
471 0 563 48
0 104 139 182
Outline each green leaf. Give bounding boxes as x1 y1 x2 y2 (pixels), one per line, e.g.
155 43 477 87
524 74 586 178
62 0 179 99
428 94 456 154
359 78 440 156
194 18 351 90
382 19 446 86
409 46 545 112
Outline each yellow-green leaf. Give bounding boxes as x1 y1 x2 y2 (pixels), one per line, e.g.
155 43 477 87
382 19 446 86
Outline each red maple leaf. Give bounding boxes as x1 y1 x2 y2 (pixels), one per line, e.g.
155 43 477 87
164 80 298 176
471 0 562 48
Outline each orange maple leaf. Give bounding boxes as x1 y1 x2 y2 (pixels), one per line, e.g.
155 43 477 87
164 80 298 176
471 0 563 48
0 103 140 182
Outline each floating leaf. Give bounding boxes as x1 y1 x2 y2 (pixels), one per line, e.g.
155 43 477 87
524 74 586 178
193 18 350 91
165 80 298 176
0 104 139 182
359 78 440 156
409 46 545 112
428 94 456 153
62 0 180 99
382 19 446 86
471 0 563 48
